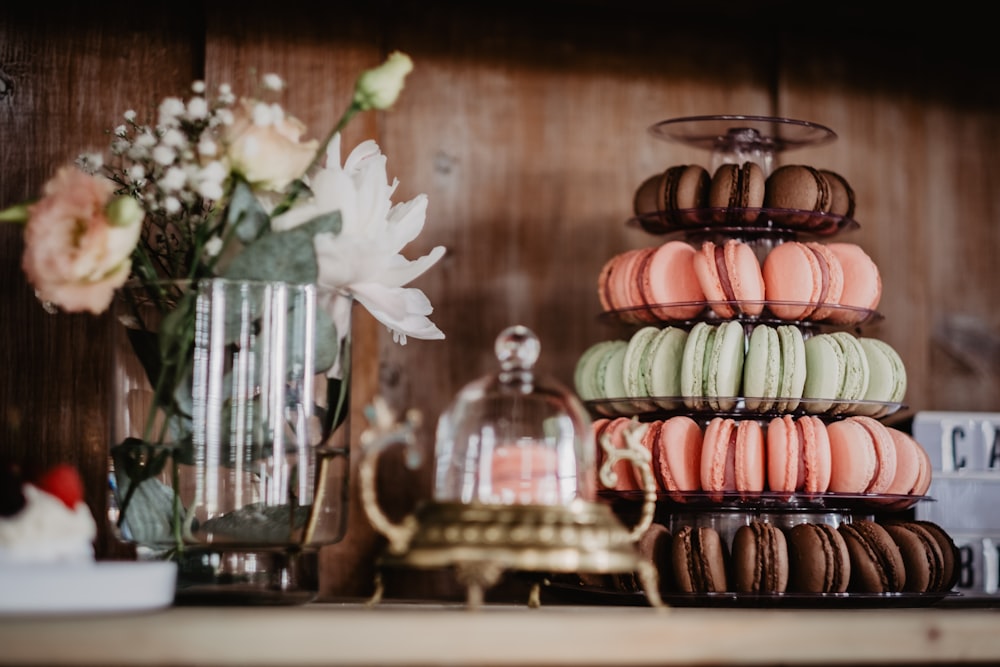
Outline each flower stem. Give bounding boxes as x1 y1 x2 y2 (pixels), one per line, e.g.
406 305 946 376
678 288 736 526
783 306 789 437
171 457 183 552
269 101 362 218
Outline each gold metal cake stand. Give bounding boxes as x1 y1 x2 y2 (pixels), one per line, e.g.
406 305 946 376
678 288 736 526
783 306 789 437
359 401 664 609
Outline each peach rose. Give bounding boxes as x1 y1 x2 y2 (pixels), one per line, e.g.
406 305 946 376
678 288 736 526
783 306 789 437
22 166 142 315
224 99 318 191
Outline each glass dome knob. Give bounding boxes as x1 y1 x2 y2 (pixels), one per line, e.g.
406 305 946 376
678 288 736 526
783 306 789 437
495 325 540 371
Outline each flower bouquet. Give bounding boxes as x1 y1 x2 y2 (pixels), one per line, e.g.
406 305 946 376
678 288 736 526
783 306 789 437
2 52 445 600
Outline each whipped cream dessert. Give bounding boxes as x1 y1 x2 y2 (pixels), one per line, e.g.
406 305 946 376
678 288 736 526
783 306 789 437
0 482 97 564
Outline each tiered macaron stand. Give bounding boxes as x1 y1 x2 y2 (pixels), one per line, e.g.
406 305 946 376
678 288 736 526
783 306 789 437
550 115 954 608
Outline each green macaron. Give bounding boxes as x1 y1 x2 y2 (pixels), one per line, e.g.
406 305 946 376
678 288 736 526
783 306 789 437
574 339 626 400
775 324 806 412
803 333 845 413
681 321 746 411
857 337 907 417
622 326 660 397
681 322 714 409
743 324 780 412
705 320 746 411
598 341 628 399
646 326 688 403
743 324 807 414
574 340 616 400
829 331 870 414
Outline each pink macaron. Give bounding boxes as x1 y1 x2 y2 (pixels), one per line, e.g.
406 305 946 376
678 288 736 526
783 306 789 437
827 416 898 495
885 427 933 497
639 420 666 492
653 416 704 498
595 417 642 492
598 248 652 323
766 415 832 494
692 239 765 318
700 417 765 499
637 241 706 321
825 242 882 324
489 442 561 505
762 241 845 321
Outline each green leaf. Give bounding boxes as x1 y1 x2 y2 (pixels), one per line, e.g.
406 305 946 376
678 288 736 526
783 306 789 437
324 332 351 434
313 307 340 374
221 211 342 284
226 178 269 243
0 203 30 223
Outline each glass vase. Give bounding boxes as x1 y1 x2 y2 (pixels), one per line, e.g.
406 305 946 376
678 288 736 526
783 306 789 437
107 279 352 604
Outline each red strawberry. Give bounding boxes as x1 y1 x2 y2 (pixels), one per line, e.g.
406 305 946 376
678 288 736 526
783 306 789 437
34 464 85 509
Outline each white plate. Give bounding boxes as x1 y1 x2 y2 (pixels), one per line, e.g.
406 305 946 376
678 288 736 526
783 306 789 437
0 561 177 615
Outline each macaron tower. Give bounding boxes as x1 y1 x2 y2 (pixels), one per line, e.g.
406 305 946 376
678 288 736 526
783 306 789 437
570 115 955 605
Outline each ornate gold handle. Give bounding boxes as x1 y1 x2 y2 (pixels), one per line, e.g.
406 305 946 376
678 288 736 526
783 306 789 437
598 417 657 543
359 397 423 555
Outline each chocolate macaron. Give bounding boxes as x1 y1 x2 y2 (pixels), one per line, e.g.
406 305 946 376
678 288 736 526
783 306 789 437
883 521 945 593
638 523 675 594
634 164 710 230
787 522 851 593
764 165 832 226
877 520 960 594
708 162 765 223
838 519 906 593
672 525 728 593
731 521 789 593
912 520 961 592
819 169 856 218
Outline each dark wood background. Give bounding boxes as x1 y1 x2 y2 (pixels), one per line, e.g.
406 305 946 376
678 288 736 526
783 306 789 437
2 1 998 599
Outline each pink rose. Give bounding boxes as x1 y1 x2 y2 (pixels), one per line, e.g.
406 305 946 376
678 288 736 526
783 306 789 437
21 166 142 314
224 99 318 191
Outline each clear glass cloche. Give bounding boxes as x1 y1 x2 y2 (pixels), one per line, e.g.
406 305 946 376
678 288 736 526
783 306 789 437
433 326 596 506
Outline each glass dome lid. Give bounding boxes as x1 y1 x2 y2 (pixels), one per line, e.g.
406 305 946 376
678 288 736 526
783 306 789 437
432 326 596 506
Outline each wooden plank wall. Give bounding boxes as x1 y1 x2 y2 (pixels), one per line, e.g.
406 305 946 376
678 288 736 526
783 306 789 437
2 1 998 599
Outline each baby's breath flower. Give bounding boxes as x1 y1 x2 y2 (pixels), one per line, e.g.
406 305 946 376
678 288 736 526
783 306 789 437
114 125 128 137
158 97 185 126
160 166 187 193
123 109 137 122
152 145 176 166
75 152 104 173
197 137 218 157
197 180 224 201
217 84 235 105
187 97 208 120
135 132 156 149
127 145 149 161
163 196 181 214
127 164 145 182
111 139 130 155
192 80 206 94
262 73 284 91
160 128 187 149
203 236 223 257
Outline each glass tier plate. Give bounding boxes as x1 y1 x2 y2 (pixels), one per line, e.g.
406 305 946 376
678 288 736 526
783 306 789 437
540 575 957 608
598 489 929 513
647 115 837 153
599 300 882 329
629 207 859 238
586 396 905 421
